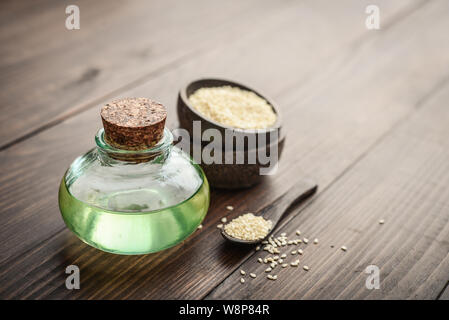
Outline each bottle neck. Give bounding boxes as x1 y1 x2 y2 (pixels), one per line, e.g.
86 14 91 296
95 128 173 164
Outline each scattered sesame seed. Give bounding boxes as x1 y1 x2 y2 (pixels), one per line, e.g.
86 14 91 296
296 230 301 236
379 219 385 224
197 224 203 229
221 217 227 223
234 227 348 281
217 224 223 229
226 206 234 211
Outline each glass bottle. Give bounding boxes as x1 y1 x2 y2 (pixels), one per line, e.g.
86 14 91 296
58 98 210 255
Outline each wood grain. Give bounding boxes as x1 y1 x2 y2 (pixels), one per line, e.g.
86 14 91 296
1 0 448 300
0 2 419 261
207 78 449 300
0 0 305 265
0 0 423 266
0 0 421 149
0 0 293 148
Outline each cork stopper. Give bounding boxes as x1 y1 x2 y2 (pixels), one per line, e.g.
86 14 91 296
100 98 167 150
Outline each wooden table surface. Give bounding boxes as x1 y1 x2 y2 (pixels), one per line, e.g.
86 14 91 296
1 0 448 300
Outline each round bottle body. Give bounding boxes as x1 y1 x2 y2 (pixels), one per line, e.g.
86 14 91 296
58 130 209 255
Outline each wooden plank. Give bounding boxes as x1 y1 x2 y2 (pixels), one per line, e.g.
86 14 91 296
0 0 422 150
207 79 449 300
2 0 443 299
0 0 419 266
0 0 294 148
0 0 302 265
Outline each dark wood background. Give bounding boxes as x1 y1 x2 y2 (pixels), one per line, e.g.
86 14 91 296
0 0 448 299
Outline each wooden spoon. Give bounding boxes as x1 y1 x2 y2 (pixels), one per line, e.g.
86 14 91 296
221 179 318 244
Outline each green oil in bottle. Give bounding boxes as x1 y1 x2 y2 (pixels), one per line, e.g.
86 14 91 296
59 174 209 255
